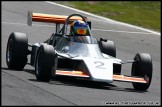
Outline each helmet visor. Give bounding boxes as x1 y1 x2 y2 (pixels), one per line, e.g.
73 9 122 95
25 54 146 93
76 28 87 35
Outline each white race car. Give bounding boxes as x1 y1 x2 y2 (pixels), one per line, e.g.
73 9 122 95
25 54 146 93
6 12 152 91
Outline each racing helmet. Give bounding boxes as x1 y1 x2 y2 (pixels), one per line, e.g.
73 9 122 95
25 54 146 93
70 20 89 36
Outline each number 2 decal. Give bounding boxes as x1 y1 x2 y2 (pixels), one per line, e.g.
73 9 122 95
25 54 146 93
94 61 106 69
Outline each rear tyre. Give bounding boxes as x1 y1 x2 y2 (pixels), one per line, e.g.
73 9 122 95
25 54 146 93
35 44 55 82
6 32 28 70
131 53 152 91
98 40 116 57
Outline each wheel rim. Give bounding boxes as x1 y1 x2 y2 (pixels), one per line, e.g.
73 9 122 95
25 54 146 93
7 39 13 63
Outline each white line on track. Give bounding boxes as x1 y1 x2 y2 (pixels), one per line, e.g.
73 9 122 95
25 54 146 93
45 1 160 36
92 28 154 34
2 21 55 27
2 21 155 35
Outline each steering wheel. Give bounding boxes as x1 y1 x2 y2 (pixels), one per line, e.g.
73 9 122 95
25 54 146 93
59 14 88 36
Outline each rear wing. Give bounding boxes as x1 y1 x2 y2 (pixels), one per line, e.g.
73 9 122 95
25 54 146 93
27 11 91 33
27 11 88 26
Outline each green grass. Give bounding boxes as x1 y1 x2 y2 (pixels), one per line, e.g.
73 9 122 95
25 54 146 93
54 1 160 32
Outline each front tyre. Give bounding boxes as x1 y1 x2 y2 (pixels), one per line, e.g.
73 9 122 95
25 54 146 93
6 32 28 70
131 53 152 91
35 44 55 82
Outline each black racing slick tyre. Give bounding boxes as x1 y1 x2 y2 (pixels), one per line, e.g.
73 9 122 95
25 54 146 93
131 53 152 91
35 44 55 82
98 40 116 57
6 32 28 70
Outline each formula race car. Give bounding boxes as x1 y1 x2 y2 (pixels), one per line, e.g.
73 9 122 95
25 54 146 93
6 11 152 91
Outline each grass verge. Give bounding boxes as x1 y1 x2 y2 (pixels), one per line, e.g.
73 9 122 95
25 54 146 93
54 1 160 32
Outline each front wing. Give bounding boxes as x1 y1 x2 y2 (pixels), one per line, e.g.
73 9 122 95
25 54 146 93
55 70 148 84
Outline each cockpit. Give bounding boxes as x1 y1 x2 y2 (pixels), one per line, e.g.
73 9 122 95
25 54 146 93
72 35 97 44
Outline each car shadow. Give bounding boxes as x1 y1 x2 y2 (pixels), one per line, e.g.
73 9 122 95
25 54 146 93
49 76 147 93
1 67 147 93
1 67 35 74
1 67 23 71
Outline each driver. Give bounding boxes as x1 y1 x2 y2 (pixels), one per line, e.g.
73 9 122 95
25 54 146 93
70 20 89 36
70 20 90 43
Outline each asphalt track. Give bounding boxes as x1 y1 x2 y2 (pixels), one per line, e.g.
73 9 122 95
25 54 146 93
1 1 161 106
